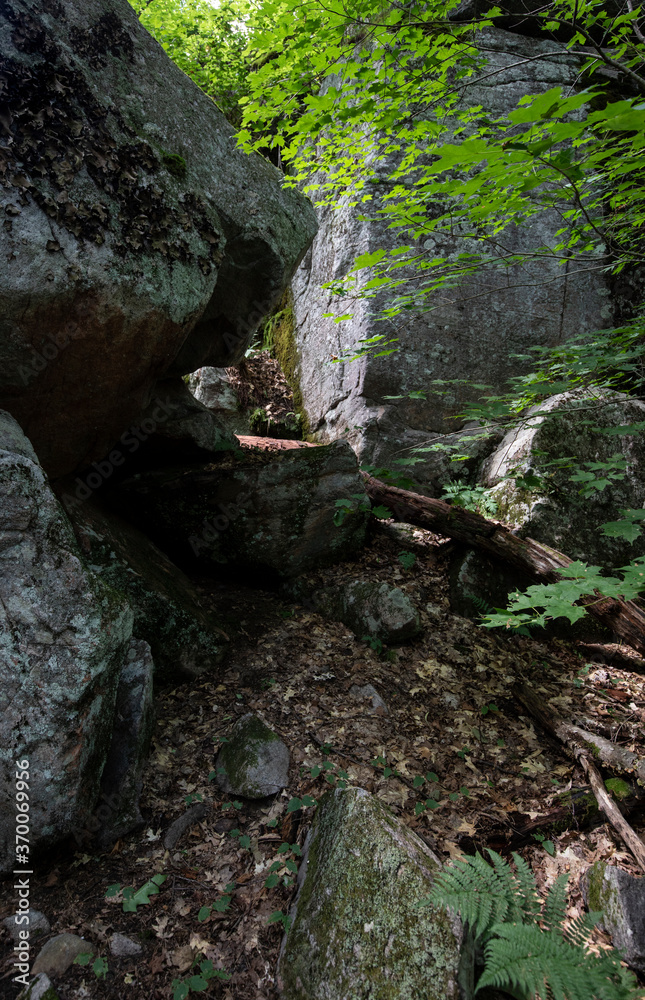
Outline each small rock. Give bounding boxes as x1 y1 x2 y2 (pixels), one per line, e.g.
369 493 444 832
343 580 421 644
3 909 50 941
109 933 142 957
584 861 645 972
349 684 389 715
17 973 59 1000
32 933 94 978
216 714 289 798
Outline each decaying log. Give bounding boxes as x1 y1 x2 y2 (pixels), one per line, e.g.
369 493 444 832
577 642 645 675
362 473 645 656
581 757 645 873
513 683 645 786
512 681 645 872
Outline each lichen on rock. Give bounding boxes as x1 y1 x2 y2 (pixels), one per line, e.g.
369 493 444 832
278 786 469 1000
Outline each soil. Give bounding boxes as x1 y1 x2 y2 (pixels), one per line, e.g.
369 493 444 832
1 521 645 1000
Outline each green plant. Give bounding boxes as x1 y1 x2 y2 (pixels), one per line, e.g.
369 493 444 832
172 957 231 999
286 794 316 812
441 482 498 517
532 832 556 857
264 842 303 888
398 550 417 570
74 952 108 979
267 910 292 932
362 634 384 655
422 850 640 999
105 873 167 912
198 883 235 922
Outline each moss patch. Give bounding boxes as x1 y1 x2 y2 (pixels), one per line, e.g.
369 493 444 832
605 777 631 801
270 288 312 438
280 787 464 1000
161 151 187 180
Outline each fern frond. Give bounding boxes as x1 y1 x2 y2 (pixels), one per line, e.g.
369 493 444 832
542 873 570 933
477 923 641 1000
427 852 511 938
564 908 601 948
511 851 542 924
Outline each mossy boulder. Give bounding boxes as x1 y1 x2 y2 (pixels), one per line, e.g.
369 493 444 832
17 974 60 1000
278 786 470 1000
215 714 289 798
481 391 645 568
0 0 316 477
0 411 133 874
584 861 645 973
290 577 421 644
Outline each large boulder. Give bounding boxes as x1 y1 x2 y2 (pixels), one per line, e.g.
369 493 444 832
277 786 470 999
105 440 369 578
288 29 615 492
0 411 133 873
288 577 421 644
58 496 227 681
0 0 316 476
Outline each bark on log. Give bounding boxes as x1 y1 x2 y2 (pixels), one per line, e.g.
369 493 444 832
512 681 645 872
513 683 645 785
362 473 645 656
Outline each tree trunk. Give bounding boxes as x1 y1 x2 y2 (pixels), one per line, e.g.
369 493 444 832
362 473 645 657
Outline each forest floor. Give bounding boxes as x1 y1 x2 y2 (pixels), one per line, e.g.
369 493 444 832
1 522 645 1000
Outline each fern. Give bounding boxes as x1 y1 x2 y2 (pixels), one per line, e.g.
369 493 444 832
422 851 641 1000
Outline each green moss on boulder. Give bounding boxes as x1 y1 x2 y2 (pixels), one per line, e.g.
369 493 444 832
216 714 289 798
278 787 469 1000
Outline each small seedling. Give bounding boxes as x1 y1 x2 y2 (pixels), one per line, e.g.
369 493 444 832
398 550 417 570
480 703 499 716
105 873 166 912
184 792 203 805
198 883 235 922
286 795 316 813
362 634 384 655
74 952 108 979
264 843 302 888
267 910 292 932
533 832 555 856
172 957 230 999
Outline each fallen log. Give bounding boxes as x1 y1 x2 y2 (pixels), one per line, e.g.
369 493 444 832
512 681 645 872
513 683 645 786
362 473 645 656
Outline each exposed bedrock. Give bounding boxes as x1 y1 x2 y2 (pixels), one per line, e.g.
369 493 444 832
0 0 316 477
289 28 622 492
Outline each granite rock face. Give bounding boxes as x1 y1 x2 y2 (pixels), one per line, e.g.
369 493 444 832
216 714 290 798
278 786 470 999
107 440 369 578
0 411 133 873
0 0 316 476
289 28 614 492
